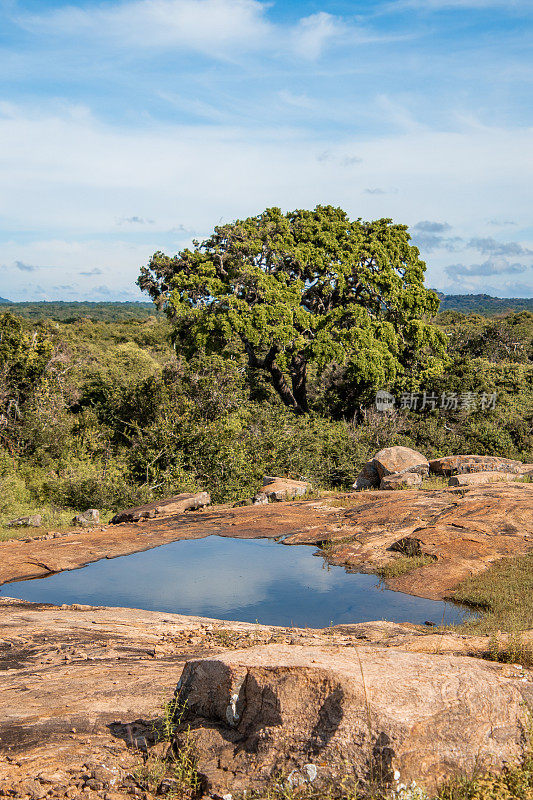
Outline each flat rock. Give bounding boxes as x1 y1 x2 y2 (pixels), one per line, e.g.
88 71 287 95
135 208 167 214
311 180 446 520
380 472 422 490
283 482 533 599
430 455 525 476
373 446 429 479
448 471 522 487
0 598 531 796
110 492 210 524
176 644 532 794
7 514 42 528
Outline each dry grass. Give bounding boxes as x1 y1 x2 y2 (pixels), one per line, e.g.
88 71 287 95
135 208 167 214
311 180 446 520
435 752 533 800
420 476 450 491
452 553 533 634
377 555 436 579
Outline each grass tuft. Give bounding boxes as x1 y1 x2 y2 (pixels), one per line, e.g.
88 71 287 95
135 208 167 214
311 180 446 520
134 698 203 799
377 555 436 579
435 752 533 800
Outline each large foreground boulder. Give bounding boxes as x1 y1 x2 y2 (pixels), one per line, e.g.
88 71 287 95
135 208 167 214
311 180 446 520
429 455 525 476
110 492 210 524
176 645 531 795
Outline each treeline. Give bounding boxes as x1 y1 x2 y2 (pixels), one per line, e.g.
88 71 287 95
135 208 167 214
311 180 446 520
0 307 531 524
437 294 533 315
0 300 159 321
1 295 532 322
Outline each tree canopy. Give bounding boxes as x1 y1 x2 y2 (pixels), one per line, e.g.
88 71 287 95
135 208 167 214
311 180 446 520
138 206 447 414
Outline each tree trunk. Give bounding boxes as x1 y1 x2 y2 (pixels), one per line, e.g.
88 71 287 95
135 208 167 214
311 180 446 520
290 353 308 413
243 339 306 414
268 363 305 414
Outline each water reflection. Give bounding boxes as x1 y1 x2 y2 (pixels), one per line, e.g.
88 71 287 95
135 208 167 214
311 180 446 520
1 536 467 628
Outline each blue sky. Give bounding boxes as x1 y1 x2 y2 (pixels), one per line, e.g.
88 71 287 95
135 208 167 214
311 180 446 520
0 0 532 301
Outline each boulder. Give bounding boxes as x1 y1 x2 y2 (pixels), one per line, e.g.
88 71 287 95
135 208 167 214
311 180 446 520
448 472 521 487
110 492 210 524
372 446 429 479
253 477 310 504
7 514 42 528
175 645 531 795
353 460 380 490
429 455 524 476
388 536 422 557
72 509 100 526
379 472 422 490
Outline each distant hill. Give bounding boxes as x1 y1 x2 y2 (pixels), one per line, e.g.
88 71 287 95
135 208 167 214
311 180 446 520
0 300 161 322
436 293 533 315
1 295 532 322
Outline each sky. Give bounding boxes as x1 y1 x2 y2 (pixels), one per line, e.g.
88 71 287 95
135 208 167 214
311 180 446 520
0 0 532 302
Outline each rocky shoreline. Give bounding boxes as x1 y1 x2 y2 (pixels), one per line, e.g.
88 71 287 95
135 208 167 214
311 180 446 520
1 480 532 601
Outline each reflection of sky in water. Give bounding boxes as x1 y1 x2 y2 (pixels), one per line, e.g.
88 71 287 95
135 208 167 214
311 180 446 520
1 536 467 628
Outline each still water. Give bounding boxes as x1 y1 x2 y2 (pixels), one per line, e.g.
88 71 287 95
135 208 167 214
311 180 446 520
1 536 467 627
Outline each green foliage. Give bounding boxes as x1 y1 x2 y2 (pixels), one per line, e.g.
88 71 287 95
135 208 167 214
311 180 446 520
437 311 533 363
0 312 54 426
139 207 447 413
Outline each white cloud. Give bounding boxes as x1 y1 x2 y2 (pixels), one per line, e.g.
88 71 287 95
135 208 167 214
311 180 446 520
19 0 272 56
291 12 345 60
15 0 389 63
0 104 532 298
278 90 315 110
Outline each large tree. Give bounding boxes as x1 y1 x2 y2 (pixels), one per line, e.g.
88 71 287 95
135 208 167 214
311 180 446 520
138 206 447 414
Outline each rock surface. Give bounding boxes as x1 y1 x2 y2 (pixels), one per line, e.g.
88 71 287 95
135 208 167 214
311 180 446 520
379 472 422 490
283 482 533 599
354 447 428 490
177 644 532 795
429 454 526 476
448 471 523 487
110 492 210 524
373 446 429 478
254 476 311 504
0 598 531 798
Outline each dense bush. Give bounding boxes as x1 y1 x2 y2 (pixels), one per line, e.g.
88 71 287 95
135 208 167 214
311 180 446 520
0 308 530 520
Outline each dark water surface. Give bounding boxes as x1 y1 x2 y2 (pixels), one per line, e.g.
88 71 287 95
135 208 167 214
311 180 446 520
1 536 467 627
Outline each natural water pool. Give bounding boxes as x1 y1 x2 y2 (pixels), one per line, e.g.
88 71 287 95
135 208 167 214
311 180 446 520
1 535 467 627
